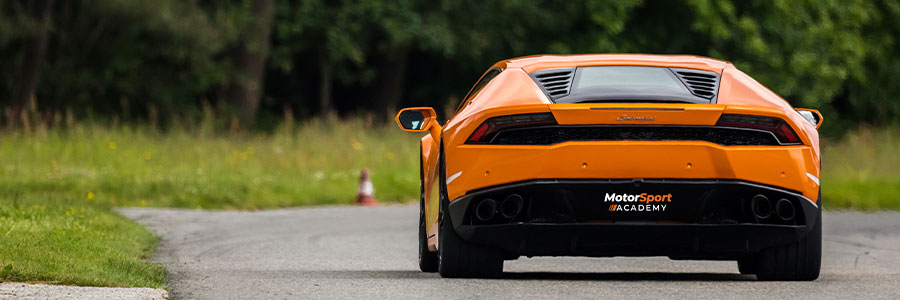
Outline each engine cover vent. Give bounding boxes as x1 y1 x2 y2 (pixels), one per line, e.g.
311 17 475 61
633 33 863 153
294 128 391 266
672 68 721 101
532 68 575 100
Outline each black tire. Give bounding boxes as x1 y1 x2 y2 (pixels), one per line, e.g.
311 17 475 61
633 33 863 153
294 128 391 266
437 204 504 278
737 257 756 275
753 207 822 281
435 141 503 278
418 201 439 272
418 150 439 273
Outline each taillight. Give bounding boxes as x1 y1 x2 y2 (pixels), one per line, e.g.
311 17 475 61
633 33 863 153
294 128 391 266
466 113 557 143
716 114 801 144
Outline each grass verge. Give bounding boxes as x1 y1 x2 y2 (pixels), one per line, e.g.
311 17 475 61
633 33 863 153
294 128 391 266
0 203 166 287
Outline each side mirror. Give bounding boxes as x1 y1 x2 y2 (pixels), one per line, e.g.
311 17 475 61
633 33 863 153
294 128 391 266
395 107 437 132
796 108 823 129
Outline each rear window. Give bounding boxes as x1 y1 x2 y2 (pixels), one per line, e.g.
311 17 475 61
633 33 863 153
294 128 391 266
532 66 720 104
575 66 686 93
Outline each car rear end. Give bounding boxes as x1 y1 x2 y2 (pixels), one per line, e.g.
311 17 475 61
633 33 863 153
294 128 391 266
440 61 821 279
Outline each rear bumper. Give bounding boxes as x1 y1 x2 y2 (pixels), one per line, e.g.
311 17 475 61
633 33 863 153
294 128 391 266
447 179 819 259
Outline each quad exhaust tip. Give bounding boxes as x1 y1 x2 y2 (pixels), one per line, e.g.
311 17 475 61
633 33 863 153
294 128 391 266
751 194 771 219
500 194 524 219
776 198 796 221
474 198 497 222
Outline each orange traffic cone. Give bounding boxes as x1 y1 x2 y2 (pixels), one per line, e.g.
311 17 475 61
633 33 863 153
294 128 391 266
356 169 378 206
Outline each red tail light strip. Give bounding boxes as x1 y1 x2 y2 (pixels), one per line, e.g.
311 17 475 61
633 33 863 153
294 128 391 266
466 113 557 143
715 114 801 145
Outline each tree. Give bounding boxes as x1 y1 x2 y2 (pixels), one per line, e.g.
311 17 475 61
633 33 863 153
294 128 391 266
676 0 885 131
226 0 275 126
1 0 899 135
8 0 53 127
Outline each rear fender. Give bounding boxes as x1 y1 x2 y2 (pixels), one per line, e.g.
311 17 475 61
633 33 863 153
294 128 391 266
420 134 441 250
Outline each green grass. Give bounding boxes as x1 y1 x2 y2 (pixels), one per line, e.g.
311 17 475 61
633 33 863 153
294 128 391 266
0 204 166 287
821 127 900 210
0 118 420 209
0 118 420 288
0 118 898 288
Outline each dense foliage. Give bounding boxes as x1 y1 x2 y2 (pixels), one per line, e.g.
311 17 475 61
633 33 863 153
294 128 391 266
1 0 898 135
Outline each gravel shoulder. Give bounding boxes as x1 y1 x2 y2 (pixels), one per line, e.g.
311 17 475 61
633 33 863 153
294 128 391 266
121 205 900 299
0 283 168 300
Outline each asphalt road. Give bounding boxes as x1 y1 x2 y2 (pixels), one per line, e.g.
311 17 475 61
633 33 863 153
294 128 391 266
121 205 900 300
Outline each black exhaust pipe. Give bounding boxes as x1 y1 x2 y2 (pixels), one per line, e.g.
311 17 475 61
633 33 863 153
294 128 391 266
474 198 497 222
500 194 524 219
751 195 771 219
776 198 795 221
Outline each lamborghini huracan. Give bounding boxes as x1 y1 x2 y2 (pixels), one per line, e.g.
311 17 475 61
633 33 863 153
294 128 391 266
395 54 823 281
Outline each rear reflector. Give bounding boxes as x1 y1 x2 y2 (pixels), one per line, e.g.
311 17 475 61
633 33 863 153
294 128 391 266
466 113 557 143
716 114 801 144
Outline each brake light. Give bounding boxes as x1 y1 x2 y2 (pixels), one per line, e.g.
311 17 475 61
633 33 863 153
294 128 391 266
716 114 801 144
466 113 557 143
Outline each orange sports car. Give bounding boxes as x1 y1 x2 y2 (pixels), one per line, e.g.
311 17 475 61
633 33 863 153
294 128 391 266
396 54 823 280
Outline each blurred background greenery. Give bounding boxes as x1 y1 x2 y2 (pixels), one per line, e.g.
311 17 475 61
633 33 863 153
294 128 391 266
1 0 899 134
1 0 900 288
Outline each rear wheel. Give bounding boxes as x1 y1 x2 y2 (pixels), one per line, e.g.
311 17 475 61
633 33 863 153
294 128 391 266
752 207 822 281
418 203 439 272
436 142 503 278
437 205 503 278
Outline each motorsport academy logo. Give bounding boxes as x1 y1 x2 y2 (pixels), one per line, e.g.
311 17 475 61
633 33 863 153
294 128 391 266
605 192 672 212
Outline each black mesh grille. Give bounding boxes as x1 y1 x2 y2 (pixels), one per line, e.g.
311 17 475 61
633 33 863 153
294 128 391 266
489 126 781 146
533 68 575 99
673 69 720 100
